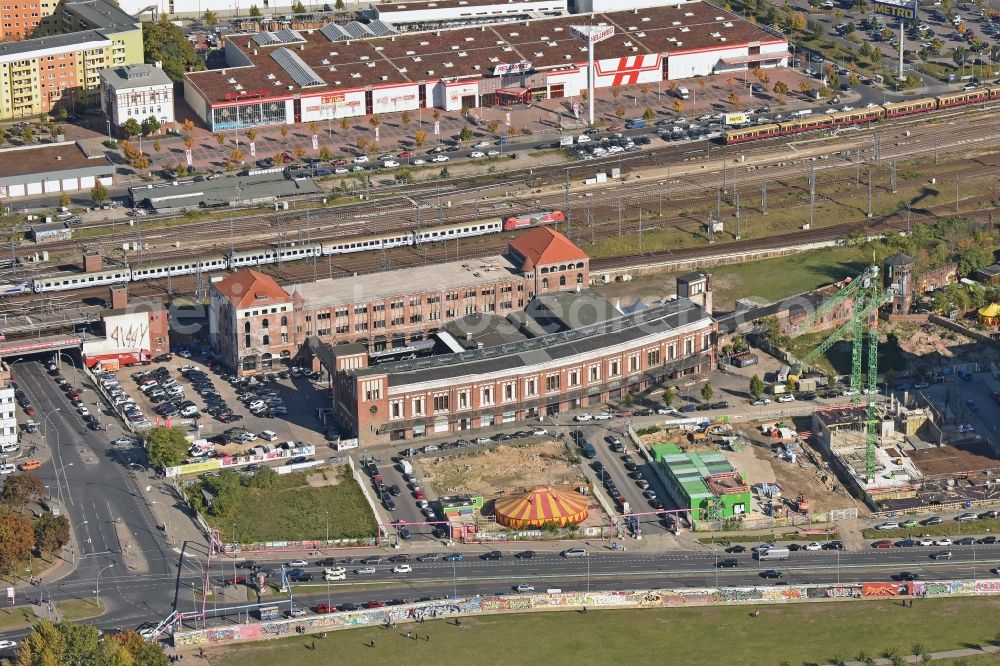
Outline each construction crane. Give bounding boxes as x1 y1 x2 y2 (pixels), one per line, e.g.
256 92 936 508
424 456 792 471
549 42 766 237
798 265 895 483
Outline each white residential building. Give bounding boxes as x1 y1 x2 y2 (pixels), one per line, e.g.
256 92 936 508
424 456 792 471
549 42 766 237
99 62 174 129
0 363 18 450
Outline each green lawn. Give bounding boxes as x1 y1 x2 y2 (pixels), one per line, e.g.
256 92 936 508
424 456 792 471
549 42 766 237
56 598 103 622
199 468 377 543
710 245 870 311
205 597 1000 666
0 606 38 631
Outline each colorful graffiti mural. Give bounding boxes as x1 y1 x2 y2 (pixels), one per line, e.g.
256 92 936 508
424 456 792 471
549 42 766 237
171 578 1000 648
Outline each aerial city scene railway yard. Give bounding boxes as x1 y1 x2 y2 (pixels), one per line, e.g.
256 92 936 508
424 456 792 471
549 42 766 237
4 0 1000 662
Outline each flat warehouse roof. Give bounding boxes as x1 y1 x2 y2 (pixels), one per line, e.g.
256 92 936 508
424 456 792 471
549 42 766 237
186 2 783 105
0 143 110 181
130 172 321 209
378 0 562 11
359 298 710 386
290 255 519 308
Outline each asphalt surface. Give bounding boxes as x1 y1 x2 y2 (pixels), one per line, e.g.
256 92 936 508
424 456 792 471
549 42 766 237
2 359 182 640
165 541 1000 625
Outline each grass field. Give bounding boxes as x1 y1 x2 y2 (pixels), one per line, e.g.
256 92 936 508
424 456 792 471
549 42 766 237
204 597 1000 666
198 467 377 543
56 598 103 622
592 244 871 312
0 606 38 631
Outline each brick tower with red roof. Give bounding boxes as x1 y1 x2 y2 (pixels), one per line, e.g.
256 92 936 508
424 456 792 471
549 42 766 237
507 226 589 296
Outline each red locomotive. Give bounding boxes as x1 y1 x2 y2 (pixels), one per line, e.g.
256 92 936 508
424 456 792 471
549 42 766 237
502 210 565 231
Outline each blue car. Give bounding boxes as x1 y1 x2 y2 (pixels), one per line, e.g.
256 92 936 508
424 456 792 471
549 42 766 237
680 404 697 413
443 553 463 562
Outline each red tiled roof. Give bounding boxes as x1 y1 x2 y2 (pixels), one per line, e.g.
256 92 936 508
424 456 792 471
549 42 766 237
213 269 290 309
508 227 587 271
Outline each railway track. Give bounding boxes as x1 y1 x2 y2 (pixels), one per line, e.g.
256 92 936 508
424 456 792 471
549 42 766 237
3 104 1000 311
14 100 1000 268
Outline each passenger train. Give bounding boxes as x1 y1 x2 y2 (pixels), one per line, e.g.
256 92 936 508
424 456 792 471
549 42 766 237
23 211 565 294
724 85 1000 144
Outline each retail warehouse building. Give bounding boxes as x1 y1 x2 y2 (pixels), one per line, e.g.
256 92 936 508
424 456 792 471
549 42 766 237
183 1 787 131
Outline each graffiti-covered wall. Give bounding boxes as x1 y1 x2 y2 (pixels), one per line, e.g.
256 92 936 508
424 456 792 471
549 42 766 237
172 578 975 648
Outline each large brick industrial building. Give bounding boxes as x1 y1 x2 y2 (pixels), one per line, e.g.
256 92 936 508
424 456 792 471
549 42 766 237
210 226 590 375
209 227 716 444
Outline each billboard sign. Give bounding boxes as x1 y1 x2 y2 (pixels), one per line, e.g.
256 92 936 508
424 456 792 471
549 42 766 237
493 60 533 77
873 0 916 19
573 24 615 44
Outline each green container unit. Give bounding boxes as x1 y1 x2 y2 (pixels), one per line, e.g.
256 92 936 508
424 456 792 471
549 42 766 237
651 444 751 520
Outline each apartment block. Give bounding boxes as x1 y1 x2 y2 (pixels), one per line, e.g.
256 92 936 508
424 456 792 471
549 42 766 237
0 0 141 119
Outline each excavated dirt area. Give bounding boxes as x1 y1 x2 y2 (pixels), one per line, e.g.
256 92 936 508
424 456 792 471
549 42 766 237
421 440 586 497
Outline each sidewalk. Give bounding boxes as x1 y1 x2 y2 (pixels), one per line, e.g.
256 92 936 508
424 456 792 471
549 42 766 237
834 643 1000 665
140 473 209 551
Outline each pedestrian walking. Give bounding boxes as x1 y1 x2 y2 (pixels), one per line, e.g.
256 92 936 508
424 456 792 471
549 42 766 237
407 630 413 640
370 640 376 648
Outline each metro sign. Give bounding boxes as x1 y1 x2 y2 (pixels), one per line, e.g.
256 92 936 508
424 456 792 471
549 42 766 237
873 0 916 19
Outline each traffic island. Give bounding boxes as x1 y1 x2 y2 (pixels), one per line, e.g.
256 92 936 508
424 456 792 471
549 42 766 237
55 598 104 622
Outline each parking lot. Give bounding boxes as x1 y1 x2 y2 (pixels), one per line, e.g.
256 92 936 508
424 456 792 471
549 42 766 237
109 355 336 458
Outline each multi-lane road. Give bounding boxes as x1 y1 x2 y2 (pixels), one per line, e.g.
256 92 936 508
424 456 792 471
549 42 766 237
3 360 184 638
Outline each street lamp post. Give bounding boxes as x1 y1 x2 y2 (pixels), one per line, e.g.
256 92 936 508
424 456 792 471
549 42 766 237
95 563 115 609
39 408 62 437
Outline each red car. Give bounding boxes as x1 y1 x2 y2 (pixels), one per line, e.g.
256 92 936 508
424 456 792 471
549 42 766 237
365 600 386 609
24 406 35 416
316 603 334 614
414 488 426 500
68 391 79 401
608 124 623 132
871 540 895 549
224 575 246 586
333 159 349 167
398 150 414 158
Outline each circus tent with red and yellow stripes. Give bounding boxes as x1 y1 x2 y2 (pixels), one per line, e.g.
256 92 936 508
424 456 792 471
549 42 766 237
493 485 590 529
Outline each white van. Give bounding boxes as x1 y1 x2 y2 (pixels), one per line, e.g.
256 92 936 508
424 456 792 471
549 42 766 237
755 547 790 561
676 86 690 100
0 442 19 453
259 430 278 441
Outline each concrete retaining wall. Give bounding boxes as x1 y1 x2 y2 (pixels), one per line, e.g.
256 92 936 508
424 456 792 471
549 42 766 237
594 240 840 281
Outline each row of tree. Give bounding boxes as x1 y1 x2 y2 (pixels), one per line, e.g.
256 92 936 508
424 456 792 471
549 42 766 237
6 620 168 666
0 475 71 575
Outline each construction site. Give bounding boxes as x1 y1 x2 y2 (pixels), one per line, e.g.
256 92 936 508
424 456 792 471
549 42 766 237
782 259 1000 515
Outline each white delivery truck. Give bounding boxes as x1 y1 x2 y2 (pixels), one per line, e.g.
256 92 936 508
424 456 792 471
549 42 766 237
399 460 413 475
755 547 790 561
